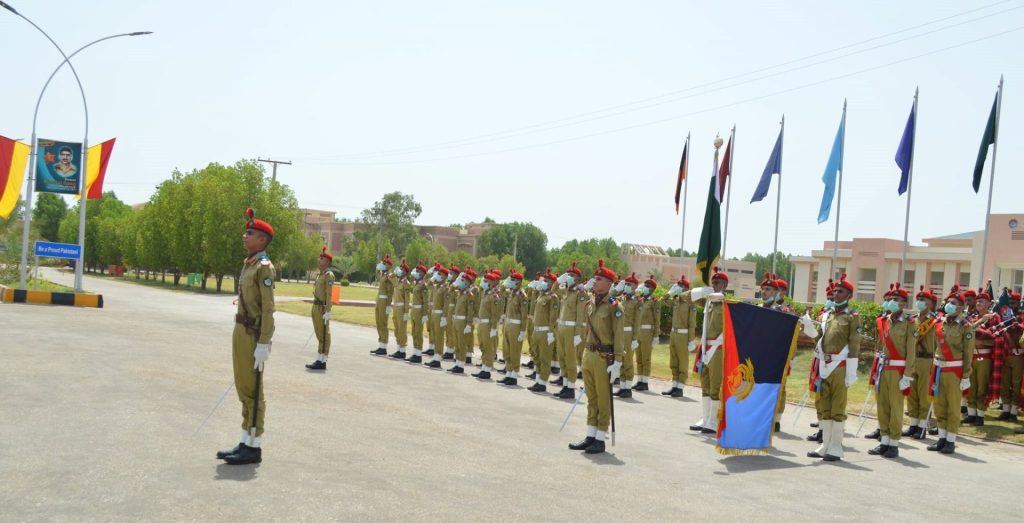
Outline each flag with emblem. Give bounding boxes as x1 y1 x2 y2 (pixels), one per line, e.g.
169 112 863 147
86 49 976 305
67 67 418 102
716 301 799 456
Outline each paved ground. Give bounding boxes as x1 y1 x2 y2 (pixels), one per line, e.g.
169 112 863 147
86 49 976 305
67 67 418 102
3 269 1023 522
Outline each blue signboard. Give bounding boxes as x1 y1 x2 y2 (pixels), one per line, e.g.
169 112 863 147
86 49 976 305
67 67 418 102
34 241 81 260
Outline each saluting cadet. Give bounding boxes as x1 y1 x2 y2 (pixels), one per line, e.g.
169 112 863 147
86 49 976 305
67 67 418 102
370 256 395 355
425 263 450 369
806 274 861 462
867 283 916 458
662 275 694 398
568 260 623 455
528 269 560 393
689 267 729 435
498 269 530 386
449 266 479 374
305 246 334 371
614 273 641 398
217 208 275 465
388 259 412 359
631 275 661 392
443 265 462 361
554 262 587 400
927 286 975 455
407 261 430 364
473 270 503 380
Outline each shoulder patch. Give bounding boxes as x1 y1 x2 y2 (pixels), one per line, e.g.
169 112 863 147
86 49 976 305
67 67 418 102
259 255 272 267
579 294 587 302
615 309 623 317
965 331 974 340
263 277 273 287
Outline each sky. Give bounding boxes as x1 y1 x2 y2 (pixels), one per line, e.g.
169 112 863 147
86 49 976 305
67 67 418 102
2 0 1022 257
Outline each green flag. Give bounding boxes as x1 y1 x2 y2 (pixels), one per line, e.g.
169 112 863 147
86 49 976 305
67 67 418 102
973 93 998 193
696 166 721 286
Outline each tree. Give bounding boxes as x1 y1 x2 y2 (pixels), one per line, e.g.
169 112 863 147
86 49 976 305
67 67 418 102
331 255 356 281
401 236 433 268
477 222 548 276
58 191 131 273
357 192 422 255
741 252 793 281
548 238 628 278
32 193 68 241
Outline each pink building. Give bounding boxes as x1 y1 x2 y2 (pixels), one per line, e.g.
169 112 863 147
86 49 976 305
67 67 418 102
301 208 492 256
620 244 759 299
791 213 1024 304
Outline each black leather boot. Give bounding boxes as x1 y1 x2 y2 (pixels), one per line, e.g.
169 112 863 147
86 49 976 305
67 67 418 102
926 438 947 451
554 386 575 400
305 360 327 370
472 370 491 380
806 430 822 443
528 383 546 393
370 347 387 355
868 444 889 456
407 355 422 364
584 440 606 454
569 437 595 450
615 388 632 399
864 428 880 440
216 443 243 460
223 443 262 465
389 351 406 359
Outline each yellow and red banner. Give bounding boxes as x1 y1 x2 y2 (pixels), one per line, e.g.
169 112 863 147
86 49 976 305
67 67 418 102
83 138 115 199
0 134 30 219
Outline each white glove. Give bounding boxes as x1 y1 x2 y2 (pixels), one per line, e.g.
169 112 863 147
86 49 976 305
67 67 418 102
959 378 971 391
607 361 622 383
899 375 913 390
547 332 555 345
690 287 713 301
706 292 726 302
630 339 639 350
440 317 448 327
800 314 818 338
253 343 271 372
490 328 498 338
844 358 858 387
517 331 526 342
385 306 392 315
403 313 410 322
473 318 480 326
464 325 472 334
322 311 331 322
573 335 582 347
421 315 428 324
687 340 697 352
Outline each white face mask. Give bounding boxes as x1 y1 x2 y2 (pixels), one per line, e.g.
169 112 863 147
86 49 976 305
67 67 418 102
623 284 635 295
537 280 549 292
376 262 387 271
411 269 422 280
394 268 405 278
431 273 444 283
669 284 682 296
583 279 595 291
503 278 516 289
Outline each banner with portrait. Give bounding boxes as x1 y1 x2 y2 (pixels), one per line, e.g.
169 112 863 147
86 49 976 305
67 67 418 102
35 139 82 195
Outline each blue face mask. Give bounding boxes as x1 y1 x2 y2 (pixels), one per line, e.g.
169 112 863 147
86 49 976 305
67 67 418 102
503 278 515 289
824 299 835 310
431 273 443 283
944 302 959 315
884 300 901 313
915 300 927 311
564 275 576 287
537 280 549 291
833 300 848 308
394 268 405 278
456 279 467 290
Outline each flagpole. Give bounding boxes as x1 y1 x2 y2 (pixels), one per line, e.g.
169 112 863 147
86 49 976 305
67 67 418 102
681 132 690 256
900 88 919 286
977 76 1003 288
722 125 735 259
772 116 784 274
830 100 847 280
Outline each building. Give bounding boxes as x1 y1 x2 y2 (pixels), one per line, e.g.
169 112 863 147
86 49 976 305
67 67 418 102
791 213 1024 305
301 208 492 256
620 244 759 299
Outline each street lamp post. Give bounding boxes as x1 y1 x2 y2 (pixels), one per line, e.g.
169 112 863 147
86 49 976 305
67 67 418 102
3 1 151 290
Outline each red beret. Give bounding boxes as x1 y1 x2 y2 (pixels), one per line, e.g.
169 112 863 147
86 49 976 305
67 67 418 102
508 268 524 281
643 273 658 289
415 260 427 274
245 208 274 238
889 283 909 300
382 256 394 267
1011 292 1022 300
566 261 582 277
593 259 616 281
449 264 460 274
399 258 411 272
462 266 478 281
775 279 788 290
915 285 937 302
542 268 558 281
677 275 691 288
962 288 977 299
712 266 728 282
946 285 964 303
836 273 854 293
433 262 449 276
319 246 333 261
484 269 500 281
759 272 777 288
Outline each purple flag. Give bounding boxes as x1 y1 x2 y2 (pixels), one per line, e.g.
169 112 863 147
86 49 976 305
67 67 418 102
895 102 916 195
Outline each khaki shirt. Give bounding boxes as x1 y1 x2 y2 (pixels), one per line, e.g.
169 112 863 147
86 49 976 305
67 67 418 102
504 288 530 328
392 279 411 314
821 306 861 358
533 291 559 328
618 295 639 343
669 295 696 337
430 282 447 312
454 287 478 321
634 296 661 338
704 299 724 340
377 273 394 304
879 314 916 370
478 288 503 326
935 316 975 374
237 251 275 344
559 287 588 335
585 293 624 363
411 280 429 312
313 269 334 311
912 312 939 357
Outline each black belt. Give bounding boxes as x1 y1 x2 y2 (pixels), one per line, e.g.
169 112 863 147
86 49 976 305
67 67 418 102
313 298 325 305
235 314 260 336
916 352 931 358
586 343 613 354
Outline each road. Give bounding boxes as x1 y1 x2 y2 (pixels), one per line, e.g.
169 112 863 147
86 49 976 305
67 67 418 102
2 269 1022 522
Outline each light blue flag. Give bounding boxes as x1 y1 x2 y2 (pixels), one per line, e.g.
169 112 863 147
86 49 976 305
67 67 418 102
817 113 846 224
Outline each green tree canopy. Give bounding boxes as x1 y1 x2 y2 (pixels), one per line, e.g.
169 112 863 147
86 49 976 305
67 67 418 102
477 222 547 276
32 193 68 242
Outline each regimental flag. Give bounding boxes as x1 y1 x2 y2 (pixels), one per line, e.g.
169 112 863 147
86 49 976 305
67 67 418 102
716 301 799 456
751 126 782 203
696 148 722 286
0 135 30 220
973 92 999 193
817 109 846 224
716 135 732 203
895 99 916 195
82 138 115 199
674 138 688 214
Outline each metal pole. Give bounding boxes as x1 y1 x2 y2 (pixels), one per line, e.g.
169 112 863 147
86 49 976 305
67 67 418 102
772 116 784 275
722 126 735 259
977 76 1003 288
681 132 690 256
75 139 89 291
900 88 919 286
830 101 847 280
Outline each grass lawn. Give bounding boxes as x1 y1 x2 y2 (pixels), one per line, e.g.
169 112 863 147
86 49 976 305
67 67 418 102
1 277 76 293
83 271 381 301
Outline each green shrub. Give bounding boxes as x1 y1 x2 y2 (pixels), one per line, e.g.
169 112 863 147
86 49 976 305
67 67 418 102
340 279 351 287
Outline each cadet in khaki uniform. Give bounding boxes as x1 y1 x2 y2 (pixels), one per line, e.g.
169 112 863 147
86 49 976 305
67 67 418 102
528 270 560 393
614 273 641 398
425 263 450 369
867 283 916 458
689 268 729 435
964 289 999 425
305 247 334 371
370 256 395 355
523 273 541 370
554 262 587 399
927 288 975 455
473 270 503 380
568 260 623 455
630 275 661 392
903 286 939 439
498 270 529 386
217 208 275 465
999 293 1023 422
449 266 479 374
406 261 430 364
389 259 412 359
444 265 462 361
806 274 861 462
662 275 694 398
